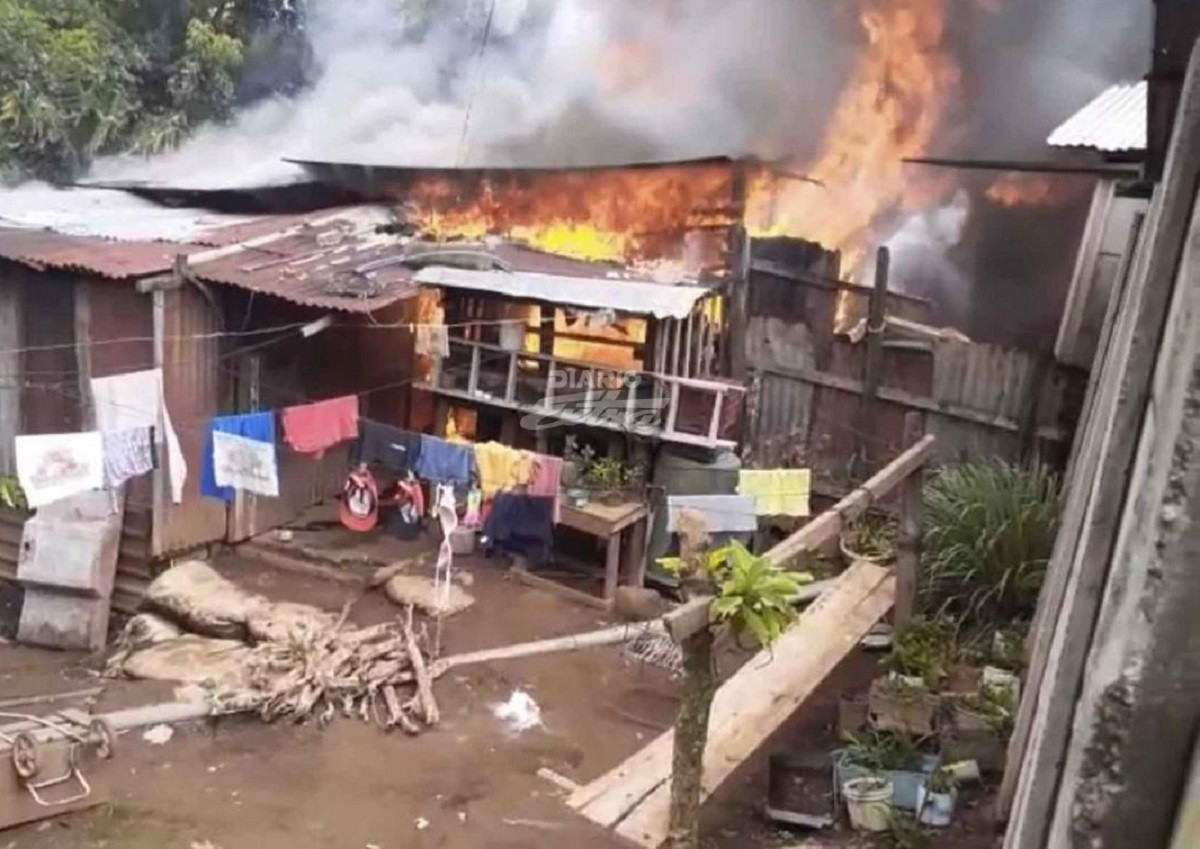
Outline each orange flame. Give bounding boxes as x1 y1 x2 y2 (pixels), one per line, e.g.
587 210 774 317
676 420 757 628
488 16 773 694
746 0 959 327
405 164 735 272
985 173 1069 208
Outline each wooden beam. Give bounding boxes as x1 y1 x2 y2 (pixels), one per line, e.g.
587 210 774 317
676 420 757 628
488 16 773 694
763 433 936 566
1001 40 1200 846
858 247 890 464
73 279 94 429
894 412 925 633
568 562 896 846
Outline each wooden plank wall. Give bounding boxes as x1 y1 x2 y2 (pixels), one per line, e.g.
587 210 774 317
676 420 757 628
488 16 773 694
748 339 1082 490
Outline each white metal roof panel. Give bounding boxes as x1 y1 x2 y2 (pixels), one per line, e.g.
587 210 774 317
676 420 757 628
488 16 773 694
1047 81 1147 153
414 266 711 319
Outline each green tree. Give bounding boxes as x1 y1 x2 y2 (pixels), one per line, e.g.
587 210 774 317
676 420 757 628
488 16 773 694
0 0 301 180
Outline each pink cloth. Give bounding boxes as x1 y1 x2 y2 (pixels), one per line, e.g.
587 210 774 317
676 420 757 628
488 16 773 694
281 395 360 457
527 454 563 523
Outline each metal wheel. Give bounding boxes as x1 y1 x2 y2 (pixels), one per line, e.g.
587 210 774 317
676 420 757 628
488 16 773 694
11 731 40 779
88 718 116 760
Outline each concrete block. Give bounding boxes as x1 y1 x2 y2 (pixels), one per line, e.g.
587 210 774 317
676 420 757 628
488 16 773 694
17 589 110 651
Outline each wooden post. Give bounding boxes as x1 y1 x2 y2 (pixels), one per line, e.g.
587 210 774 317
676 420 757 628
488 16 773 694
73 280 94 429
893 411 925 634
726 223 751 381
858 246 890 467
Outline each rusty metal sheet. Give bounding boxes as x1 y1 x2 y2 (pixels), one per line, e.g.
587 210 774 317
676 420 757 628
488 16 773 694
0 228 193 280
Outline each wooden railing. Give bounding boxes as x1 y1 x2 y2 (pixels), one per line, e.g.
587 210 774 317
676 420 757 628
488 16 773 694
421 337 744 448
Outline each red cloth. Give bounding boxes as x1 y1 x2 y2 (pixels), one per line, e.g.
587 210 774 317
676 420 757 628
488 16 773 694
527 453 563 523
281 395 360 457
340 468 379 533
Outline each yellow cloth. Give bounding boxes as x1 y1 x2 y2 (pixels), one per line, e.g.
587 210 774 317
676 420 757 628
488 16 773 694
473 441 536 498
737 469 811 517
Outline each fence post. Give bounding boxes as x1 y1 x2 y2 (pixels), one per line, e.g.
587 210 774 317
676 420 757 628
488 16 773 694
858 246 890 467
894 411 925 634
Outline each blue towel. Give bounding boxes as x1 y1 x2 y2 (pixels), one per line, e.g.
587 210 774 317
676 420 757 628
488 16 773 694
201 412 277 503
414 435 475 484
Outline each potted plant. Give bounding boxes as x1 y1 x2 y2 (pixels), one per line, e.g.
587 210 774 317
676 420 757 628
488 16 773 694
916 768 958 827
941 682 1016 773
842 776 893 833
885 618 954 690
868 675 941 737
582 457 642 505
836 730 937 812
839 513 897 564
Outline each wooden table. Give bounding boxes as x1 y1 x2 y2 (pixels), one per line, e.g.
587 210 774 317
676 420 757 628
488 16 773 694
559 501 649 601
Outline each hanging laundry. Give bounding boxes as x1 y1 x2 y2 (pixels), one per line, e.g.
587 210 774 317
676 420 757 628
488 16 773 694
201 413 276 503
101 427 154 488
280 395 359 457
340 466 380 532
15 432 104 508
356 419 421 472
737 469 812 517
415 435 475 485
91 368 187 504
482 493 555 567
415 324 450 358
462 488 483 530
666 494 758 534
527 453 564 523
212 431 279 497
387 478 426 541
473 441 535 498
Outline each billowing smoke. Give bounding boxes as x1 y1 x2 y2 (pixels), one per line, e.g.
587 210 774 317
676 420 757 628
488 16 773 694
93 0 855 188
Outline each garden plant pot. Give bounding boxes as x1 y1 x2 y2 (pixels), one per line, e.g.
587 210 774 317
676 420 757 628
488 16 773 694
939 726 1007 774
833 751 938 812
916 785 958 827
868 678 940 735
842 777 893 833
949 700 994 734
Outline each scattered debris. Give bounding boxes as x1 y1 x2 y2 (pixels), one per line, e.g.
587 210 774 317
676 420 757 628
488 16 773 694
493 690 541 732
142 724 174 745
109 563 442 733
414 816 430 830
502 817 563 831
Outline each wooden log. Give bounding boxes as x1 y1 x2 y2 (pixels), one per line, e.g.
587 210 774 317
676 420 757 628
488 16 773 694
568 562 895 840
433 621 671 676
402 610 439 726
763 434 936 566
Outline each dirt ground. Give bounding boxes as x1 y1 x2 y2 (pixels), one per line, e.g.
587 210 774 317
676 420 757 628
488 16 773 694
0 528 1002 849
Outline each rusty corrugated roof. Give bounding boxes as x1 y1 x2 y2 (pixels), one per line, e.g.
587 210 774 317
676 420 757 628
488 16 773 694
187 208 420 312
1047 81 1147 153
0 228 197 279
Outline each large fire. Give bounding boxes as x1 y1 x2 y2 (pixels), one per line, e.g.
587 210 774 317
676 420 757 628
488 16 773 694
404 164 736 271
745 0 959 276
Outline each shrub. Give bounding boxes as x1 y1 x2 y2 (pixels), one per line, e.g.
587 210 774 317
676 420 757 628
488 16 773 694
921 460 1059 628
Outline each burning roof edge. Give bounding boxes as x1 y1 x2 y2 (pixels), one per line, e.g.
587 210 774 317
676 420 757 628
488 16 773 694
414 266 711 320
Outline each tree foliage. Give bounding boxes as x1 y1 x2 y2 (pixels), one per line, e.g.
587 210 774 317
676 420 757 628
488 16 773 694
0 0 304 180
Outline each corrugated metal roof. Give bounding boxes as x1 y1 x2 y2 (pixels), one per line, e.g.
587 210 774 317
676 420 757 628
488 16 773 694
187 207 420 313
1047 81 1147 152
0 228 198 279
414 265 711 319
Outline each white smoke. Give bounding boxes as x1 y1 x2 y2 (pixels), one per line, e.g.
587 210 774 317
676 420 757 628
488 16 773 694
91 0 852 189
882 191 973 328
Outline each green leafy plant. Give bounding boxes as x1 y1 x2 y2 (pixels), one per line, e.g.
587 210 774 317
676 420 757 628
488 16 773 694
841 512 897 562
955 682 1017 737
927 768 955 795
921 460 1060 628
885 618 955 687
706 542 810 647
843 729 924 772
887 810 931 849
0 477 27 512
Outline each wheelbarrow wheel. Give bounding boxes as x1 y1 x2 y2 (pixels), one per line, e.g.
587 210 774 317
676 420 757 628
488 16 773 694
88 718 116 760
11 731 40 779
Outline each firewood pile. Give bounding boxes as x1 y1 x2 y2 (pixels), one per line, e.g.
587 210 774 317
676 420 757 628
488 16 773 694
208 606 441 733
109 560 441 734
